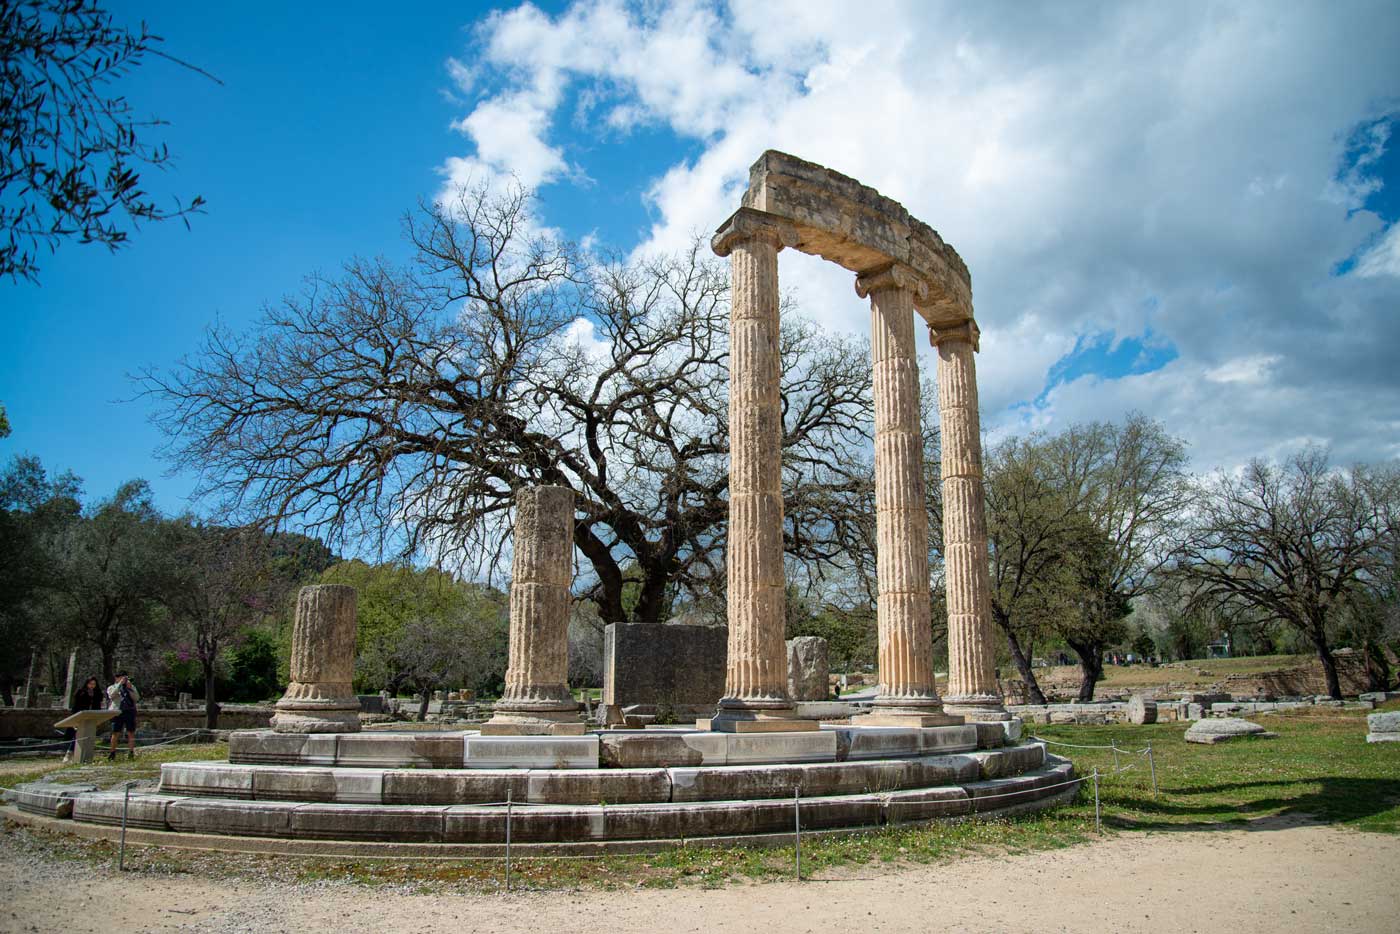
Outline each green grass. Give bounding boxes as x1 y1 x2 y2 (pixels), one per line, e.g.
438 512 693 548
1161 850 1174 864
4 704 1397 891
1030 700 1400 835
0 741 229 791
1035 653 1317 690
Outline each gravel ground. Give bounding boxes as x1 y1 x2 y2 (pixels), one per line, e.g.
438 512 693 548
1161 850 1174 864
4 813 1399 934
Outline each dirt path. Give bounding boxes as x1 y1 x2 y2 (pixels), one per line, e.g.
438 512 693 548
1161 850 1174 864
4 817 1397 934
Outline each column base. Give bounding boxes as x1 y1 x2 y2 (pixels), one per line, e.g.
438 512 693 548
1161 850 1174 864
853 709 965 728
271 708 362 734
483 708 585 736
942 698 1012 722
700 703 819 733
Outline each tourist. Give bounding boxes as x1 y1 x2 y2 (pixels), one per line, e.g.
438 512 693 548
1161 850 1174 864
106 672 140 760
61 676 105 761
72 676 104 712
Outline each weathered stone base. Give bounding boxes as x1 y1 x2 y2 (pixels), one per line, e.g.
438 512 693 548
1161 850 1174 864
4 762 1078 856
270 704 361 735
23 750 1074 852
480 722 588 736
941 703 1011 722
698 716 820 733
1366 733 1400 743
853 712 965 728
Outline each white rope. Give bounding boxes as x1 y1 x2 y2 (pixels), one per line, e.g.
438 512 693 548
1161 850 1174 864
1028 736 1125 750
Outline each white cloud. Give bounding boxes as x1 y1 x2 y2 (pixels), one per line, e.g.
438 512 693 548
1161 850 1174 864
445 0 1400 472
1354 224 1400 278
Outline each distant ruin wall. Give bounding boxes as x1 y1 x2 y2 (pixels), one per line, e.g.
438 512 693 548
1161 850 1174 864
0 705 274 740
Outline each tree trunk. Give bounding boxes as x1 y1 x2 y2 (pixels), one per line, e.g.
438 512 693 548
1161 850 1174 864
417 689 431 722
633 569 671 625
1311 632 1342 700
99 643 116 686
203 660 220 730
1068 638 1103 702
999 615 1047 705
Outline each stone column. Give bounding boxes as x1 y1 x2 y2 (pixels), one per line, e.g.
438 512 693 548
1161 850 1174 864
706 208 815 733
854 265 959 727
932 321 1007 720
484 485 585 735
272 584 361 733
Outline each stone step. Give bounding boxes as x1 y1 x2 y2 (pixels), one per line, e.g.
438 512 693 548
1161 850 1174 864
227 722 1003 771
66 757 1074 844
162 744 1047 806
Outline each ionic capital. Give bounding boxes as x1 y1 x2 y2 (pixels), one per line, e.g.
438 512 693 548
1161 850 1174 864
712 207 800 258
929 319 980 352
854 262 928 301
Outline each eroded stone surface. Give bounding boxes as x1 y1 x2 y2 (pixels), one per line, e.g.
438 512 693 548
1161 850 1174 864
488 486 582 735
786 636 830 701
1184 717 1277 744
272 585 361 734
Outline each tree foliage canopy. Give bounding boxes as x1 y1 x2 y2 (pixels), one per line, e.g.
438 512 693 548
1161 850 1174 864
1 0 211 281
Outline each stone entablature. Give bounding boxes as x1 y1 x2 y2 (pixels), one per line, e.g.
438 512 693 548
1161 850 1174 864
733 150 973 327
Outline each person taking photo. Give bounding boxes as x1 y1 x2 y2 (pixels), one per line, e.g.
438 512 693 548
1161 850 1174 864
106 672 140 760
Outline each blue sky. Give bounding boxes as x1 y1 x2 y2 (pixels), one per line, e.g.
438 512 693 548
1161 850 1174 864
0 0 689 513
3 0 1399 521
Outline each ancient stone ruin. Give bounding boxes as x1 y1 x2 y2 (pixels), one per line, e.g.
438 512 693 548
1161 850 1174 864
8 153 1068 855
483 486 584 736
707 151 1005 730
271 585 361 734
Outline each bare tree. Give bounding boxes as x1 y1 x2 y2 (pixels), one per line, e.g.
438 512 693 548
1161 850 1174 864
1 0 215 281
142 183 875 625
1175 449 1398 699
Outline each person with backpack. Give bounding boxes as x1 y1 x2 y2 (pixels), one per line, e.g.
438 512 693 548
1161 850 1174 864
106 672 140 760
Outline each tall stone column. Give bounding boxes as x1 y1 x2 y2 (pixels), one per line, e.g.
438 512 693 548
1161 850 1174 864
706 208 815 733
484 485 585 735
273 584 361 733
854 265 959 727
932 322 1007 720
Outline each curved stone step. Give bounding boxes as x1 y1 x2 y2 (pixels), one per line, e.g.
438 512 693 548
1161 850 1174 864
162 744 1047 806
227 722 996 771
70 757 1075 844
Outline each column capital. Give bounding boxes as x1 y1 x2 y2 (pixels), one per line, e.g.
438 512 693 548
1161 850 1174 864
929 319 981 352
712 207 800 258
854 262 928 301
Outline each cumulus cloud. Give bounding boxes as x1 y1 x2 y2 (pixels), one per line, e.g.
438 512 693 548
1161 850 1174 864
444 0 1400 472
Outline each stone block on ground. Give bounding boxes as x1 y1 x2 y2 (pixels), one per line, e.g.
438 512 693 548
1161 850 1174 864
786 636 830 701
1184 717 1278 745
1366 711 1400 743
11 782 98 819
1127 695 1158 725
71 791 180 830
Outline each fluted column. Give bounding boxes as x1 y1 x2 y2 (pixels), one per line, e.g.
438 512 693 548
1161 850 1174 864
932 321 1006 720
273 585 361 733
706 208 816 733
853 265 959 727
484 485 585 735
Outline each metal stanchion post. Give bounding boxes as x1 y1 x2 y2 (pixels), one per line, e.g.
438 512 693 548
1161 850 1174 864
1092 768 1101 834
1147 743 1158 796
505 790 513 893
793 786 802 881
118 782 132 871
1112 742 1120 772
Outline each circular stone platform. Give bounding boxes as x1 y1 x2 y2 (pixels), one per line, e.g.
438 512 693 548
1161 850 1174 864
5 722 1077 855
